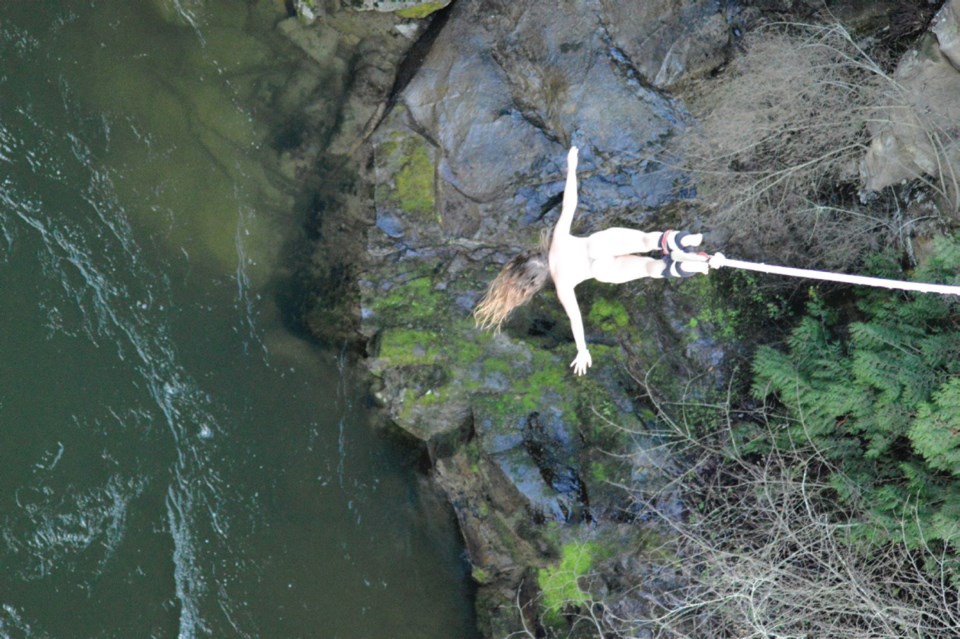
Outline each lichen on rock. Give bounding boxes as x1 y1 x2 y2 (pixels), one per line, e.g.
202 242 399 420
375 129 437 220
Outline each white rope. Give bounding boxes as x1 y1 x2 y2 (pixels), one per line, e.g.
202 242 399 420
704 252 960 296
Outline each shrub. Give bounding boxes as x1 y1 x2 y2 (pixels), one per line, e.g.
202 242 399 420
628 431 960 639
750 236 960 551
606 238 960 638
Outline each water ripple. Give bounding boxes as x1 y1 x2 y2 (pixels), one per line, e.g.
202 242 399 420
0 95 240 637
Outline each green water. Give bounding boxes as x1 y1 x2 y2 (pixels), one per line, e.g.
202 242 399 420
0 2 476 637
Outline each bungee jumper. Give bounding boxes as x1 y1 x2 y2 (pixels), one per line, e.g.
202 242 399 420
474 146 712 375
474 146 960 376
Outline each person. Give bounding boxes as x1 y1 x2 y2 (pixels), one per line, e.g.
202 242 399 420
474 146 711 375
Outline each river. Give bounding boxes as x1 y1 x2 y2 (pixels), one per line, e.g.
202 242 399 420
0 2 476 637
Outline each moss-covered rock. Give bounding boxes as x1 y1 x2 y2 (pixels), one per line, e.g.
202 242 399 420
349 0 451 18
373 127 437 227
395 2 448 19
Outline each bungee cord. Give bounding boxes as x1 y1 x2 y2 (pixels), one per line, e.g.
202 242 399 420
673 251 960 296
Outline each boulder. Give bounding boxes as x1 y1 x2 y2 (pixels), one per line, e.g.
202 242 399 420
933 0 960 68
860 0 960 211
599 0 735 88
398 0 713 239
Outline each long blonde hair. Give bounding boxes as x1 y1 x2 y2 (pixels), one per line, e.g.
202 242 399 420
474 249 550 332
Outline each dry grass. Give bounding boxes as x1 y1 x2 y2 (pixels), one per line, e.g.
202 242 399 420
607 376 960 639
503 380 960 639
678 23 896 271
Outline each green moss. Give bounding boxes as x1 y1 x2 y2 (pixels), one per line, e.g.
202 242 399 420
471 566 490 584
588 298 630 332
375 129 437 220
465 439 481 465
378 137 399 159
377 329 441 366
538 541 596 624
590 461 610 483
528 369 570 403
474 393 530 426
394 143 435 217
471 343 630 441
451 336 485 369
395 1 446 19
396 387 419 423
685 269 792 343
371 276 441 324
481 356 513 376
541 521 562 549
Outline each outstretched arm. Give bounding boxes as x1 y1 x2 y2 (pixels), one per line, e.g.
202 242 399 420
552 146 579 238
555 281 592 376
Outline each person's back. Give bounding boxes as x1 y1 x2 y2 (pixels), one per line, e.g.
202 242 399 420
475 145 710 376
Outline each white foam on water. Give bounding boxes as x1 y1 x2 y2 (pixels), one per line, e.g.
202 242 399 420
166 484 209 639
0 604 37 639
4 474 144 581
336 344 351 488
172 0 206 47
233 202 265 358
0 98 244 637
0 21 40 59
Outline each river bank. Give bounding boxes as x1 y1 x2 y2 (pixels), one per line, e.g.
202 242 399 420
281 0 960 636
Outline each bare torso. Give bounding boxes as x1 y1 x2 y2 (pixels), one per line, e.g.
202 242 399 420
548 147 703 375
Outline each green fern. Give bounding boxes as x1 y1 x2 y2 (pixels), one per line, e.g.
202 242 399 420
750 235 960 560
910 378 960 477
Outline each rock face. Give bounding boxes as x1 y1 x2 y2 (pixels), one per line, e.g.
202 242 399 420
394 0 729 238
935 0 960 66
281 0 959 635
860 0 960 212
345 1 741 635
599 0 733 88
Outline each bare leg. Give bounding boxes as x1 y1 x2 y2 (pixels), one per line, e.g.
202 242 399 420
592 255 709 283
586 228 702 260
593 256 664 283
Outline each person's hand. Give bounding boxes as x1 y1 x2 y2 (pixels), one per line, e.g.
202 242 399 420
570 348 592 376
568 146 578 170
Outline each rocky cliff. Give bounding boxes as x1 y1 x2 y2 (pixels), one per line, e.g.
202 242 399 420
274 0 960 635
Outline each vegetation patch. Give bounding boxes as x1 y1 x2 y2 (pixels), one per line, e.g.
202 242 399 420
376 328 442 366
376 130 436 219
685 268 794 346
619 238 960 639
537 541 596 625
677 23 889 271
395 1 446 19
368 275 442 325
394 142 435 216
750 237 960 551
587 298 629 333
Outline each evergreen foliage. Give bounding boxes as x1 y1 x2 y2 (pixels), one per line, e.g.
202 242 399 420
750 237 960 554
